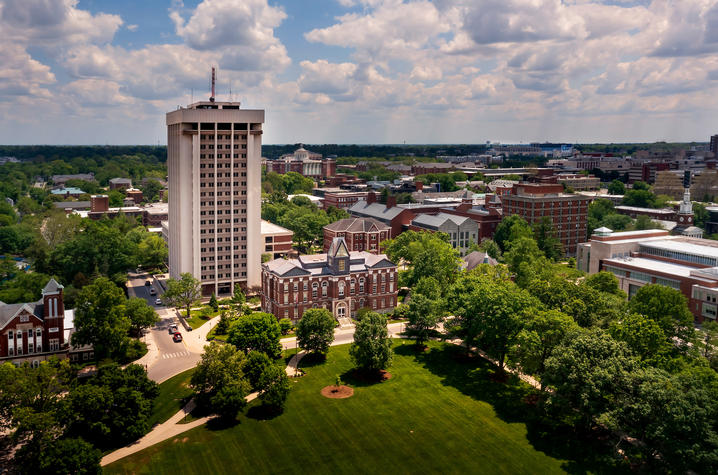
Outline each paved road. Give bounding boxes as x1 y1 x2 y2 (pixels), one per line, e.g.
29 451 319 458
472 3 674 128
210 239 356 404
127 273 203 382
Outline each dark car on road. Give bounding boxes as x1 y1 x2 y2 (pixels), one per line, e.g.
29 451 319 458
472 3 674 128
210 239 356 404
145 280 151 286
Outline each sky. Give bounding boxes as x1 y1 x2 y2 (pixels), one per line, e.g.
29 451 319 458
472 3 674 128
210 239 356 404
1 0 718 145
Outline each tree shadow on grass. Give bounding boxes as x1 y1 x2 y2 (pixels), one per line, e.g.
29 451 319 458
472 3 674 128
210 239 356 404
246 404 283 421
205 415 241 431
339 368 389 388
296 352 327 369
405 343 627 475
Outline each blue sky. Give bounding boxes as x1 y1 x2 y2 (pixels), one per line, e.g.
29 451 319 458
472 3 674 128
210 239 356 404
1 0 718 145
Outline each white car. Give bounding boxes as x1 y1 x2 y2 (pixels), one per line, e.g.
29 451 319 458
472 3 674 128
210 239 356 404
155 298 162 306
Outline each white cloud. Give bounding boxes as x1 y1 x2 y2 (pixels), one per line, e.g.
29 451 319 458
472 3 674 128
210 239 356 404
0 0 122 47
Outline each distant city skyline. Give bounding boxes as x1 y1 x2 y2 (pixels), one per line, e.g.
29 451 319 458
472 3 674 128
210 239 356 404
1 0 718 145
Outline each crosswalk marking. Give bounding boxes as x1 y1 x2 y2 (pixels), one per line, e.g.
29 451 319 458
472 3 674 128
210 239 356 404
161 351 190 359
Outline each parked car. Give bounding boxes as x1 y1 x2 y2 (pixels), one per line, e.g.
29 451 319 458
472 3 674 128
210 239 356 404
172 332 183 343
144 280 151 286
149 288 156 295
169 324 178 334
155 298 162 306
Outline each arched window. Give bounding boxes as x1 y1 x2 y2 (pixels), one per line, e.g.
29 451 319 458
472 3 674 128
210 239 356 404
312 281 318 299
321 281 328 297
338 281 345 297
359 278 365 293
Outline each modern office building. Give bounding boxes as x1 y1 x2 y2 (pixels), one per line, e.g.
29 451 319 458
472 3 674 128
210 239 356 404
166 100 264 296
710 134 718 155
577 228 718 322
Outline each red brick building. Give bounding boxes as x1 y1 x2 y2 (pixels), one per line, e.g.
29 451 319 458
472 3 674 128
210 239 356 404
0 279 92 366
501 183 592 255
261 220 294 259
322 190 370 209
323 217 391 254
261 238 398 322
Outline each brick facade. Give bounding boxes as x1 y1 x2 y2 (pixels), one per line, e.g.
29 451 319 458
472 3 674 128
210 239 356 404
323 217 391 254
262 238 398 322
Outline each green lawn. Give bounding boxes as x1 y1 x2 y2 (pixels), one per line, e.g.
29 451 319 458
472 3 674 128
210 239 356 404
148 368 196 427
182 307 219 329
107 342 613 474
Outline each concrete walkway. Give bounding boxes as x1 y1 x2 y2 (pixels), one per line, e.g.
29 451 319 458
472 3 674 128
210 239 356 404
102 387 259 466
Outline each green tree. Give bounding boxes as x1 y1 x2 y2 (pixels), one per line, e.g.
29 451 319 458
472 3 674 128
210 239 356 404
493 215 533 253
296 308 336 356
190 342 251 420
633 214 662 230
532 217 563 261
628 284 694 344
35 437 101 475
609 313 670 362
137 233 167 270
72 277 130 359
209 293 219 312
349 312 393 374
583 271 625 296
477 238 501 259
282 171 314 194
243 351 274 389
382 230 460 294
700 320 718 360
256 363 291 410
632 180 650 191
0 271 53 304
279 318 293 335
108 190 124 207
231 285 246 306
228 312 282 359
542 329 638 427
60 364 158 447
607 179 625 195
405 294 443 347
510 309 576 387
616 366 718 472
162 273 201 322
125 297 159 337
503 237 545 287
413 276 442 300
447 272 538 369
140 178 163 203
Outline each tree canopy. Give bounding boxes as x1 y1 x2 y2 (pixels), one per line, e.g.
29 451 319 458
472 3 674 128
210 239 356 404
296 308 336 356
228 312 282 359
350 312 393 373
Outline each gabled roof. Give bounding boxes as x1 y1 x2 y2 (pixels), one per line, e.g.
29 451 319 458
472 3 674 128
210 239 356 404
328 237 349 257
348 201 405 222
412 212 471 230
324 217 391 233
43 278 63 294
0 302 43 329
462 251 498 270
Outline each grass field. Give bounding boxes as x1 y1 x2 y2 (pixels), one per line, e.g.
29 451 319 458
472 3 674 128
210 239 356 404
107 341 612 474
148 368 195 427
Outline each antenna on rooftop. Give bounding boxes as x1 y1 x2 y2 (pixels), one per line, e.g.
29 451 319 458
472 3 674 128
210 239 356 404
229 80 233 102
210 66 216 102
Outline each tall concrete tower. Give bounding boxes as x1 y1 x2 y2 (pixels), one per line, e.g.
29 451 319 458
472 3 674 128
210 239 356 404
166 100 264 296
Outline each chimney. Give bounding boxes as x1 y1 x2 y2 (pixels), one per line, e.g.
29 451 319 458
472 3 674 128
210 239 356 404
415 181 424 191
386 195 397 209
367 192 377 205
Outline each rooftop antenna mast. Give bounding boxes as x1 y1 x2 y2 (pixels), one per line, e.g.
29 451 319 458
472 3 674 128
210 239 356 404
210 66 216 102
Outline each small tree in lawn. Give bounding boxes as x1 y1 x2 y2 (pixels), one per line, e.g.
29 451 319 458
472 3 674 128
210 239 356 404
257 363 291 411
227 312 282 359
191 342 250 420
216 311 230 335
279 318 293 335
208 293 219 312
350 312 393 375
232 285 245 306
405 294 442 348
296 308 336 357
162 273 201 321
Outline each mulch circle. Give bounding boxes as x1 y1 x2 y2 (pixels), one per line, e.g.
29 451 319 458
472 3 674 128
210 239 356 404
321 385 354 399
379 370 392 381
